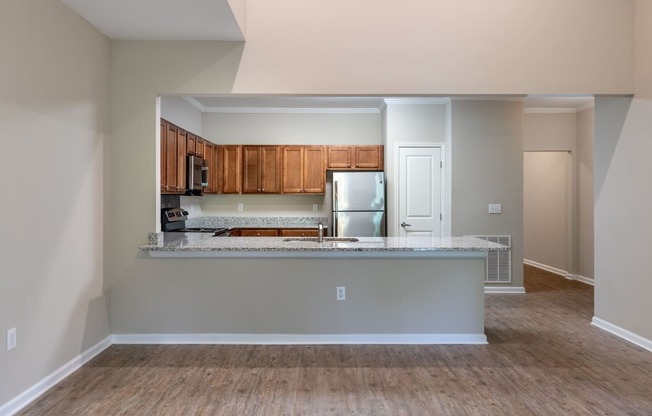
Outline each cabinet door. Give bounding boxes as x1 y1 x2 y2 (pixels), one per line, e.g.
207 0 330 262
282 146 304 193
260 146 281 193
303 146 325 193
175 129 187 192
160 120 168 192
222 145 242 194
187 133 197 155
165 123 180 193
196 137 205 158
239 229 279 237
203 142 216 194
279 229 319 237
355 146 383 169
242 146 261 194
327 146 353 169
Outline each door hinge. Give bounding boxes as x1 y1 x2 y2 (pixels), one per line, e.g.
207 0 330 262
440 213 443 221
440 161 443 169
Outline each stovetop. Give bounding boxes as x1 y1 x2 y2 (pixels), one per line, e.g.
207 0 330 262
168 227 230 236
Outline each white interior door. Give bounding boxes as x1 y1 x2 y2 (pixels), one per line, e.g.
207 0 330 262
398 146 442 237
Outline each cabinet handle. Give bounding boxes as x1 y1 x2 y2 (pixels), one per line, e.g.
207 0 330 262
348 163 351 167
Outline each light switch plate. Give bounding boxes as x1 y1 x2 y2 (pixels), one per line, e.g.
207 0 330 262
488 204 502 214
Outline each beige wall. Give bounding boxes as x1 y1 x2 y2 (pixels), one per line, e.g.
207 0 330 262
577 109 595 279
524 152 571 271
593 0 652 342
523 111 595 280
160 97 203 135
235 0 633 94
0 0 110 406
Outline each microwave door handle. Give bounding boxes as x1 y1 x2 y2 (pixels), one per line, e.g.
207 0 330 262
201 166 209 187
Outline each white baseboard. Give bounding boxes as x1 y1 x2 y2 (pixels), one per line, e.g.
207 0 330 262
524 259 594 286
0 336 112 416
568 274 594 286
591 317 652 353
484 286 526 294
111 333 488 345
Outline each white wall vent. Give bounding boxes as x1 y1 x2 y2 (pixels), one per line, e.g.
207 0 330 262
473 235 512 283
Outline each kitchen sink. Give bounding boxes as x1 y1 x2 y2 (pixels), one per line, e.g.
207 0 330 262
283 237 360 243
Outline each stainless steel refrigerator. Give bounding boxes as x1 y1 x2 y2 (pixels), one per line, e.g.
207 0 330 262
332 171 386 237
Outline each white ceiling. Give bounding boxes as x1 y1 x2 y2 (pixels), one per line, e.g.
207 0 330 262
61 0 245 41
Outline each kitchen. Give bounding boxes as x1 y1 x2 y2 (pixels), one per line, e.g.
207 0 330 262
4 0 650 414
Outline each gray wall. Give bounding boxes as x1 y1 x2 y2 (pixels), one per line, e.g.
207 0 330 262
0 0 110 406
577 109 595 279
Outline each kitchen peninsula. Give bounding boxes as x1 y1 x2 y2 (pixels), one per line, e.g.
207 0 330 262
139 235 507 344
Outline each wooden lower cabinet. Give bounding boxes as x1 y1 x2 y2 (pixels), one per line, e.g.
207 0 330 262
279 229 319 237
232 228 319 237
237 229 280 237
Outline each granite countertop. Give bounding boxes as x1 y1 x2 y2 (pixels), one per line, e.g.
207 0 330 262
141 234 509 258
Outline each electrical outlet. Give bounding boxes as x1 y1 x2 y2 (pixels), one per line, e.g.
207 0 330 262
488 204 502 214
312 204 318 212
336 286 346 301
237 203 244 212
7 328 16 351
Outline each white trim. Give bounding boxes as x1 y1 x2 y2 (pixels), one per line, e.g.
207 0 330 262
524 259 569 277
0 336 112 416
524 108 577 114
450 96 525 102
383 97 450 106
591 317 652 353
484 286 526 294
524 259 594 286
568 274 595 286
181 96 382 114
393 143 449 238
576 101 595 113
111 333 487 345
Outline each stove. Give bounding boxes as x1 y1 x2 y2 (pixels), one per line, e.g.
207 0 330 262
161 208 230 236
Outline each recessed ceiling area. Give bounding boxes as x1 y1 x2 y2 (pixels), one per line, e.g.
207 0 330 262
61 0 245 41
179 95 594 114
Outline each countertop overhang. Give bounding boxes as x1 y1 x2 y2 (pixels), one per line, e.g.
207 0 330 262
141 234 508 259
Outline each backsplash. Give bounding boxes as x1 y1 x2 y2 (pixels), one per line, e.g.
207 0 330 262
181 193 330 218
185 216 328 229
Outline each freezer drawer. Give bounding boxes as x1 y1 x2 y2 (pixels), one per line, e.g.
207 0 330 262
333 211 386 237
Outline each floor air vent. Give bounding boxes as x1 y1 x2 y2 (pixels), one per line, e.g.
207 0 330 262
473 235 511 283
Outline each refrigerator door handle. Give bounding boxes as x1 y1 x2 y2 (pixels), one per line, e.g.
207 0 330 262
333 214 338 237
333 180 339 211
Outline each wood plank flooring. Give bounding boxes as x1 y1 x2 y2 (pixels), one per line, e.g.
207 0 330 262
17 265 652 415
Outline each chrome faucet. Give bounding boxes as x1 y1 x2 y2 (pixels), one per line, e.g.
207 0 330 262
318 223 324 243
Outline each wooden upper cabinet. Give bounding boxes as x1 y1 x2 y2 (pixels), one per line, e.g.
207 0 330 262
221 145 242 194
195 137 205 158
326 145 384 170
160 119 168 192
203 141 217 194
355 146 383 169
282 146 325 194
243 146 281 194
162 122 186 194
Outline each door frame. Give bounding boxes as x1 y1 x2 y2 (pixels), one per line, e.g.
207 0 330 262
394 143 450 237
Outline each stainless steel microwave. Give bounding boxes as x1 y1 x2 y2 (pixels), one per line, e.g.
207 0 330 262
186 155 208 195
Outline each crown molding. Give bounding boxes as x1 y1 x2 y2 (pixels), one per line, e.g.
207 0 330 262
524 108 578 114
182 96 382 114
383 97 450 106
451 96 526 102
576 101 595 113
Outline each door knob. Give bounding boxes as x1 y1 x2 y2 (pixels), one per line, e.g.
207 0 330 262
401 222 412 227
